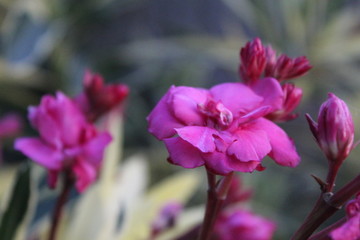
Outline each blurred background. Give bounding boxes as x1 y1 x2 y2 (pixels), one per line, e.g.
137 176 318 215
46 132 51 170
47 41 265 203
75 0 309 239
1 0 360 239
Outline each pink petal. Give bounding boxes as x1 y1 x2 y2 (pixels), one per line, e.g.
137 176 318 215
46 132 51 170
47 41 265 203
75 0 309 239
255 118 300 167
202 151 238 175
170 86 208 125
330 213 360 240
164 137 205 169
210 83 263 115
81 132 112 166
28 105 62 149
147 86 184 140
237 106 272 125
227 157 263 173
14 137 63 170
175 126 217 153
72 160 97 192
54 92 87 146
228 128 271 162
251 77 284 111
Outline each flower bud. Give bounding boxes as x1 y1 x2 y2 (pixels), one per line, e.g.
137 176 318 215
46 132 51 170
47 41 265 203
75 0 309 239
266 83 302 122
272 55 312 82
239 38 267 84
306 93 354 163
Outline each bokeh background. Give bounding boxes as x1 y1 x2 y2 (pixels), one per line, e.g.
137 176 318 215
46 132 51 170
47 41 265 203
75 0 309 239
1 0 360 239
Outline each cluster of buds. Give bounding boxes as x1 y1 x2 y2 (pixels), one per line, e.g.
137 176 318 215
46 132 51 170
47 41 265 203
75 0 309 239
239 38 311 122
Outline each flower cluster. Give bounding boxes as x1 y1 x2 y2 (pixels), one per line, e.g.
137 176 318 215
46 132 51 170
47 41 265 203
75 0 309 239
239 38 311 122
15 71 128 192
147 38 310 175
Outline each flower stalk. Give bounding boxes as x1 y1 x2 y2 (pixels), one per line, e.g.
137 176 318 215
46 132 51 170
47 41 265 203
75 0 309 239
48 171 73 240
291 173 360 240
198 171 234 240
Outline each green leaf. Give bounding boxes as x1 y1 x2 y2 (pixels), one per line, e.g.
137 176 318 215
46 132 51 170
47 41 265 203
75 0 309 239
0 163 31 240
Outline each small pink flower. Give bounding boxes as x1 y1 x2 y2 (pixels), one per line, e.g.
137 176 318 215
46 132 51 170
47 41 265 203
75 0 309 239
330 194 360 240
0 113 22 138
266 83 303 122
151 202 183 236
306 93 355 163
14 92 112 192
147 79 300 175
213 210 276 240
75 70 129 121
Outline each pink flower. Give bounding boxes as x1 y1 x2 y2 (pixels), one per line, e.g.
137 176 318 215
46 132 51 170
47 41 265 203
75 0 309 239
151 202 183 237
330 194 360 240
266 83 303 122
14 92 112 192
147 79 300 175
0 113 22 138
75 70 129 121
306 93 355 163
213 210 276 240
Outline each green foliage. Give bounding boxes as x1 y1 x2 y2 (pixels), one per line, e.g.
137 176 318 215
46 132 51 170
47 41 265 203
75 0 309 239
0 164 30 240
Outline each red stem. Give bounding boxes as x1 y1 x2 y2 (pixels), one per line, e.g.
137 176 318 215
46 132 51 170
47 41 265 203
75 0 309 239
48 172 73 240
291 174 360 240
308 217 346 240
197 171 234 240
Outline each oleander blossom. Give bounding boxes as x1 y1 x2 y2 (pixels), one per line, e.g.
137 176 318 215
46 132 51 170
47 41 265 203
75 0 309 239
75 70 129 122
14 92 112 192
213 210 276 240
147 78 300 174
330 194 360 240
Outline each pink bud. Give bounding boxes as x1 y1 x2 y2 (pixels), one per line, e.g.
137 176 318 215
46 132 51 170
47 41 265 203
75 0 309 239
266 83 303 122
264 45 277 77
76 70 129 122
273 55 312 82
239 38 267 84
306 93 354 163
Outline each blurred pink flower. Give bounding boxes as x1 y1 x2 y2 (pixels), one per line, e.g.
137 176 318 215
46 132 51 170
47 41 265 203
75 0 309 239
330 194 360 240
266 83 303 122
75 70 129 122
213 210 276 240
0 113 22 138
147 79 300 175
306 93 354 163
14 92 112 192
151 202 183 237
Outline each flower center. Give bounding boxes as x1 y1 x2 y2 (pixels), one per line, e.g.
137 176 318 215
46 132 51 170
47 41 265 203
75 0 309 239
198 99 233 129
